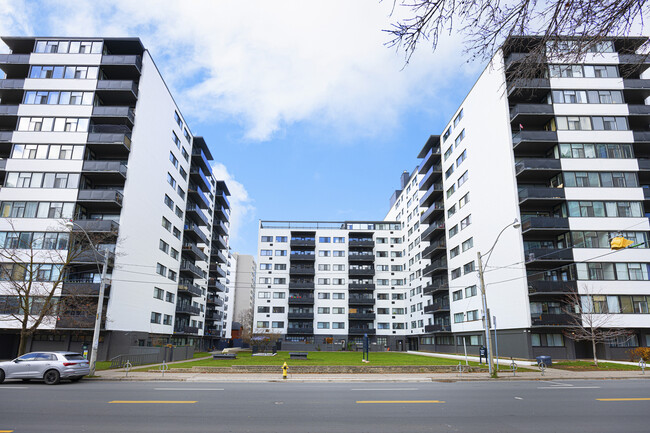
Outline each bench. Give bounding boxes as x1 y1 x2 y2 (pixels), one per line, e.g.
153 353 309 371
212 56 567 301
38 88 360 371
289 352 308 360
212 354 237 360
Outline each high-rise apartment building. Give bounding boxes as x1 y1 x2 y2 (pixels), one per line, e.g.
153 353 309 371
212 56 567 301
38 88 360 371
255 36 650 359
0 37 231 359
231 253 256 323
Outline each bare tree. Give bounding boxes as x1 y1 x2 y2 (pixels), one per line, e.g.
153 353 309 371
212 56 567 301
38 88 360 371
563 286 631 366
0 222 115 355
239 307 255 345
386 0 649 65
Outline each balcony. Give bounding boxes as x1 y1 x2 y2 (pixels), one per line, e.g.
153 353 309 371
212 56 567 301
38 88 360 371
348 267 374 276
212 249 227 264
349 239 375 247
348 328 376 335
288 281 315 289
177 282 202 297
192 147 211 173
509 103 554 123
289 266 315 275
214 205 229 222
214 189 230 208
423 279 447 296
290 239 315 247
518 187 565 206
348 252 375 262
208 278 226 292
528 280 577 295
506 78 551 96
348 283 375 290
288 296 315 304
69 219 119 234
211 265 226 279
348 313 375 320
213 234 227 249
56 316 97 330
0 78 24 89
287 327 314 335
290 252 315 261
419 183 444 206
348 297 375 305
421 221 445 243
525 248 574 264
521 217 569 235
424 301 450 314
81 160 127 182
62 281 110 296
77 190 123 210
91 106 135 126
205 311 223 321
174 325 199 335
288 312 314 320
0 53 30 65
175 304 201 315
511 130 558 153
207 295 224 306
214 220 229 235
86 132 132 157
0 105 18 116
515 158 562 181
424 324 451 333
182 243 208 262
423 258 447 277
96 80 138 104
623 78 650 89
422 239 446 259
188 184 211 210
190 166 211 192
184 222 209 245
0 131 12 142
180 261 205 279
186 203 210 227
101 55 142 76
531 314 572 327
419 163 443 191
420 201 444 225
418 145 441 173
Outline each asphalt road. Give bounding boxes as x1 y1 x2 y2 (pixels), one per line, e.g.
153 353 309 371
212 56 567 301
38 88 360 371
0 379 648 432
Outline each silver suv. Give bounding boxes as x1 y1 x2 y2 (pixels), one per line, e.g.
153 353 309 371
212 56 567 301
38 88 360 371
0 351 90 385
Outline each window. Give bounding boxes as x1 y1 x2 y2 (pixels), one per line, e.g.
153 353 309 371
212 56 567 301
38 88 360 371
558 143 633 159
460 215 471 230
318 293 330 299
183 128 191 142
452 290 463 301
333 293 345 300
181 148 189 161
333 237 345 243
531 334 564 347
333 250 345 257
159 239 169 254
454 129 465 146
169 152 178 168
451 268 461 279
274 250 287 256
457 171 468 188
258 306 270 313
258 291 271 299
318 264 330 271
276 236 287 242
273 292 285 299
465 285 477 297
454 109 463 126
317 322 330 329
174 111 182 127
261 236 273 242
456 150 467 167
333 264 345 271
163 314 172 325
256 321 269 328
454 313 464 323
274 264 287 270
179 166 187 180
445 165 454 179
172 132 181 148
318 250 331 257
153 287 164 300
150 312 161 324
443 127 452 142
273 278 286 284
259 277 271 284
164 195 174 210
172 227 181 239
318 307 330 314
162 217 172 231
332 278 345 285
463 261 475 274
449 246 460 258
467 310 479 321
444 146 453 161
449 225 458 238
459 193 469 208
462 237 473 252
260 249 272 256
272 321 284 328
156 263 166 276
333 307 345 314
319 237 331 243
272 307 285 313
332 322 345 329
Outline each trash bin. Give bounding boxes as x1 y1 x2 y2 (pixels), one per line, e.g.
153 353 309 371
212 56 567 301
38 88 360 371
536 355 552 366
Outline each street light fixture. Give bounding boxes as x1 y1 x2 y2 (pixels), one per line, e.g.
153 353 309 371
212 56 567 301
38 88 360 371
477 218 520 377
65 220 109 377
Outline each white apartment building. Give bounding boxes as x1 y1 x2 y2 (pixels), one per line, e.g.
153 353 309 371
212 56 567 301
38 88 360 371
231 253 256 324
0 37 232 359
254 36 650 359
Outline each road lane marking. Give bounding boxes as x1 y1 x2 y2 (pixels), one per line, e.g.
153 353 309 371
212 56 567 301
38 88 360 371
351 388 419 391
356 400 445 404
0 430 14 432
537 386 600 389
514 397 523 400
596 398 650 402
0 387 27 390
153 388 224 391
109 401 197 404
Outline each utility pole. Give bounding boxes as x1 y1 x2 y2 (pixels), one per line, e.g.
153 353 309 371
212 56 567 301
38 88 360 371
89 251 109 377
477 251 495 377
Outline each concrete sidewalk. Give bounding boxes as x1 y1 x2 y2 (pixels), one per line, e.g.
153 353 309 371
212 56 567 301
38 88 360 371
93 368 649 383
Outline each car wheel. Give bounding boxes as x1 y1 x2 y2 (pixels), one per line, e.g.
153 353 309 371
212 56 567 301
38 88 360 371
43 369 60 385
70 376 83 382
0 369 4 384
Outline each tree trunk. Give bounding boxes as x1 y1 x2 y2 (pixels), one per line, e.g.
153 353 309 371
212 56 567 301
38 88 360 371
591 337 598 367
17 330 30 356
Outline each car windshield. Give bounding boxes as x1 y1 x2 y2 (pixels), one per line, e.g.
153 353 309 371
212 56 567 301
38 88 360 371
64 354 86 361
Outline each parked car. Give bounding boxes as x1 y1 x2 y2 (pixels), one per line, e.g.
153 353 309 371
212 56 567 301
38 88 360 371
0 351 90 385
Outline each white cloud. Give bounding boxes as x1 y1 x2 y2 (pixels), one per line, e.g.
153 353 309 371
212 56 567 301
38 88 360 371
210 162 255 248
12 0 472 141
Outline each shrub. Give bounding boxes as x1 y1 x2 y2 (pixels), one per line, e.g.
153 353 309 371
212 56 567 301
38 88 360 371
627 347 650 362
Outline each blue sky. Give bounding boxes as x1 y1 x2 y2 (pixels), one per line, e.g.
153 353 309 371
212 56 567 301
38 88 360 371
0 0 483 256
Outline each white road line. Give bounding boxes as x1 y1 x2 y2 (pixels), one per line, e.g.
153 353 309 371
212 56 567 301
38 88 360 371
351 388 419 391
154 388 224 391
537 386 601 389
514 397 523 400
0 386 27 389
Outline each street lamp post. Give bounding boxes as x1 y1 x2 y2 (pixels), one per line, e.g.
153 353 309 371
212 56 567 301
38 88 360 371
65 221 109 376
477 218 520 378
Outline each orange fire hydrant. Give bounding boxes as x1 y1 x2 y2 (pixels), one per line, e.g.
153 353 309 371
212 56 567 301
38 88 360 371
282 362 288 379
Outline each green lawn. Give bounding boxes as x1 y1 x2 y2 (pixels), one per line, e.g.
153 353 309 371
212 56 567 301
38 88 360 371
551 360 643 371
166 351 484 368
94 361 112 371
192 351 212 359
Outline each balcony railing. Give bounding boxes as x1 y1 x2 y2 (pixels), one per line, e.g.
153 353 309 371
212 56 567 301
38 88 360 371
348 328 376 335
69 219 119 233
82 160 128 178
91 106 135 123
424 324 451 333
521 217 569 233
288 296 315 304
518 187 565 204
525 248 573 263
77 189 123 207
348 297 375 305
528 280 577 295
288 281 315 289
101 55 142 71
174 325 199 334
175 304 201 315
287 327 314 334
180 261 205 279
289 266 315 275
348 313 375 320
515 158 562 175
177 282 202 297
288 312 314 320
531 314 572 326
